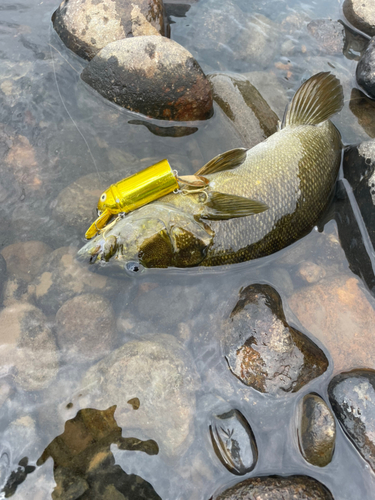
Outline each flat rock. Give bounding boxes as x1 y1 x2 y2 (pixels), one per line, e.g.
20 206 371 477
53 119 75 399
73 334 200 457
356 38 375 99
307 19 345 55
55 293 117 362
53 0 166 61
328 369 375 472
214 475 334 500
343 0 375 37
0 303 59 391
296 393 336 467
289 275 375 373
1 241 52 283
81 36 213 121
222 284 328 396
208 73 279 149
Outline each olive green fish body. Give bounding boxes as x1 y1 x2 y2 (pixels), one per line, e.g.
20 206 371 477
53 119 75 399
78 72 344 269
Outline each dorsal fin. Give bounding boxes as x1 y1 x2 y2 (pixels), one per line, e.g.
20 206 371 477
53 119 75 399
282 72 344 128
195 148 248 176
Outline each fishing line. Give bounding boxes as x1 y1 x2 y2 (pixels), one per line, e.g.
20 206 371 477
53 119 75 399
48 23 102 179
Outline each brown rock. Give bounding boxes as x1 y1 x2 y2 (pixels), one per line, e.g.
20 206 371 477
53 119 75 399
343 0 375 37
298 261 326 284
350 86 375 139
1 241 52 283
52 0 166 61
81 36 213 121
289 275 375 373
55 293 117 361
0 303 59 390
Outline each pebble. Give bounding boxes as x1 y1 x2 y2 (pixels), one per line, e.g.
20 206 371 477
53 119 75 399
289 274 375 373
55 293 117 362
0 303 59 391
214 475 334 500
208 73 279 149
81 36 213 121
72 334 200 458
356 38 375 99
328 369 375 472
53 0 166 61
1 241 52 283
210 409 257 475
297 261 326 284
343 0 375 37
296 393 336 467
222 284 328 396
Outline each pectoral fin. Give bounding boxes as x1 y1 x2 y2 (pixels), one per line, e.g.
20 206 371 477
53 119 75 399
195 148 248 176
85 209 112 239
202 192 268 220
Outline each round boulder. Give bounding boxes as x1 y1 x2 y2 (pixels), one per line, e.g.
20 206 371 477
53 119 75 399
343 0 375 37
52 0 166 61
80 36 213 121
356 38 375 100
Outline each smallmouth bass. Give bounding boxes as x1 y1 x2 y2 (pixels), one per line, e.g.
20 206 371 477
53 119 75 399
78 72 344 270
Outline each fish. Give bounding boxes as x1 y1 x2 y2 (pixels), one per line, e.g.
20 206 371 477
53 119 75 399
78 72 344 270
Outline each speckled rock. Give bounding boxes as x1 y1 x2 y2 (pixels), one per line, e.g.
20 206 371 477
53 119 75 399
55 293 117 362
0 303 59 391
214 475 334 500
72 334 200 457
289 275 375 373
307 19 345 55
1 241 52 283
343 0 375 37
208 73 278 149
28 246 119 315
356 38 375 99
296 393 336 467
328 369 375 472
222 284 328 396
52 0 166 61
81 36 213 121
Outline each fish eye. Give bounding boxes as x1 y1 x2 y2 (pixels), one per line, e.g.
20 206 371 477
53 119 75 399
100 193 106 202
125 261 144 274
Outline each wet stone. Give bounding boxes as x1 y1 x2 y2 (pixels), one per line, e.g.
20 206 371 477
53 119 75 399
328 369 375 473
0 253 6 307
53 0 166 61
74 334 200 457
55 293 117 362
81 36 213 121
349 88 375 138
214 475 334 500
356 38 375 99
222 284 328 396
0 303 59 391
208 73 279 149
1 241 52 283
297 261 326 284
307 19 346 55
243 71 289 121
296 393 336 467
343 0 375 37
210 409 257 475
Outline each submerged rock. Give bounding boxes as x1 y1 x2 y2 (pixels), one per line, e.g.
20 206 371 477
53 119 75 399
55 293 117 362
0 254 6 307
356 38 375 99
349 88 375 138
307 19 346 55
343 0 375 37
52 0 166 61
1 241 52 283
328 369 375 472
208 73 279 149
0 303 59 391
289 275 375 372
75 334 200 457
222 284 328 396
81 36 213 121
214 475 334 500
210 409 257 475
296 393 336 467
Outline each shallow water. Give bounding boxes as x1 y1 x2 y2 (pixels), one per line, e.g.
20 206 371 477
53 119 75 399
1 0 375 498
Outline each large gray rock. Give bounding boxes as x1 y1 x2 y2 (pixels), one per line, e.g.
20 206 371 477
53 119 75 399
52 0 166 61
81 36 213 121
208 73 279 149
73 334 200 457
356 38 375 99
222 284 328 396
328 369 375 472
214 476 334 500
343 0 375 37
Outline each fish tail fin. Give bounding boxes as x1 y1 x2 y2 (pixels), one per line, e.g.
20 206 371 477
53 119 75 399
282 72 344 128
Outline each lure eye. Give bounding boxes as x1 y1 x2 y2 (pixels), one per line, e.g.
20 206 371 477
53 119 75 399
97 210 102 216
100 193 106 202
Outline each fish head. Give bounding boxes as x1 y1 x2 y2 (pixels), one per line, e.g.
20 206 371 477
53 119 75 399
78 203 213 270
97 185 118 213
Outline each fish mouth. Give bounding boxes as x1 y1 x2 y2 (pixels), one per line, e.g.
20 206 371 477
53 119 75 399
77 204 213 270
